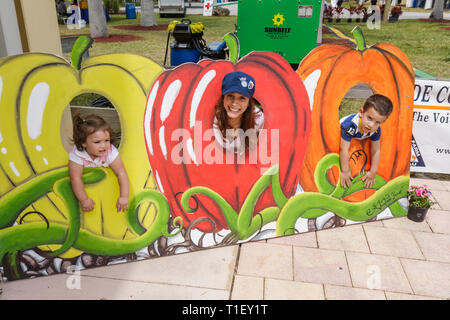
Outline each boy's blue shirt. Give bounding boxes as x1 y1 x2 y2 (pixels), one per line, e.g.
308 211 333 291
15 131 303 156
340 113 381 142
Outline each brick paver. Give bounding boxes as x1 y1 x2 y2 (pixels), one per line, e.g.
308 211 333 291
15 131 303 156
230 275 264 300
264 279 324 300
401 259 450 299
363 225 424 259
413 231 450 263
2 179 449 301
292 247 352 287
316 224 370 253
237 242 293 280
426 209 450 234
346 251 413 294
324 284 386 300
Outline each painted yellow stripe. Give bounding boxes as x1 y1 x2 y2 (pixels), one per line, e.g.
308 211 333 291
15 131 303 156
327 26 368 48
413 105 450 110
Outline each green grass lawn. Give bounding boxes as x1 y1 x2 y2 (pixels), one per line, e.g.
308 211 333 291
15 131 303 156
60 13 449 79
60 14 237 66
61 11 449 179
63 13 449 112
321 20 449 116
322 20 450 80
63 14 236 106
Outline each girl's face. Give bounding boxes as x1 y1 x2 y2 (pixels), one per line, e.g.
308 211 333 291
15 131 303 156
82 129 111 159
223 92 250 120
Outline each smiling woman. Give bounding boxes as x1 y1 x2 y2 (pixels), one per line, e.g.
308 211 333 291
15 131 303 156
144 51 312 233
213 71 264 154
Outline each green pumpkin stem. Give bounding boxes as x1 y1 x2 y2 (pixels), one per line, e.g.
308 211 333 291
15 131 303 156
351 26 366 51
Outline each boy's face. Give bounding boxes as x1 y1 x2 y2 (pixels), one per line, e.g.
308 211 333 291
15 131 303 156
359 107 387 134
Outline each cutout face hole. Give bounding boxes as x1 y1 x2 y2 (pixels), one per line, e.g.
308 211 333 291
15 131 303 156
60 93 121 153
339 84 374 119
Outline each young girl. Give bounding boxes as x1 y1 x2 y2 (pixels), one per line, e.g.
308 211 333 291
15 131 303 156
213 71 264 154
69 113 129 212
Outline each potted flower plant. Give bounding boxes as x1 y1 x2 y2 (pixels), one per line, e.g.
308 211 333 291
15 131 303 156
334 5 344 22
354 4 364 22
323 4 334 23
379 4 385 17
361 6 369 22
407 185 436 222
389 6 403 22
348 5 357 22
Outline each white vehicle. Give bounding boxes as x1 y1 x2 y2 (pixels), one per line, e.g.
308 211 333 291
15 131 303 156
158 0 186 17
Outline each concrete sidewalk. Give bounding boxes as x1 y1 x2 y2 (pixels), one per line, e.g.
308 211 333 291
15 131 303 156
400 11 450 19
1 176 449 300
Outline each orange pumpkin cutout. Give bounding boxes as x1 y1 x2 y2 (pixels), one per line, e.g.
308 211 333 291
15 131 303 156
297 27 414 201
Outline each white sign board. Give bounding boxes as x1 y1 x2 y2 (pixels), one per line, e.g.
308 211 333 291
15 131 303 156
203 0 213 16
411 79 450 174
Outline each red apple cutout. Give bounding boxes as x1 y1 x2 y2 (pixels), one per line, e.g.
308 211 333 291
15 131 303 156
144 51 311 232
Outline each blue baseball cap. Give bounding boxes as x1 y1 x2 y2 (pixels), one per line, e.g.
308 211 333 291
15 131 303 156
222 71 255 98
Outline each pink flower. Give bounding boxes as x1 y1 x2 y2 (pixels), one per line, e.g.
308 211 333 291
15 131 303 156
416 188 427 197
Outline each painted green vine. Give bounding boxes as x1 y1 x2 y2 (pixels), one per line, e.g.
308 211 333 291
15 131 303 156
0 153 408 280
0 167 183 279
181 153 408 239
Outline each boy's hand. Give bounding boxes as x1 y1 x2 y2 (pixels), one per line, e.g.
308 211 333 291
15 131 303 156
340 170 352 188
116 197 129 212
361 171 376 189
80 198 95 212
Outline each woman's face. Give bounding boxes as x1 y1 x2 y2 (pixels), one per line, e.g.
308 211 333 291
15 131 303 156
223 92 250 121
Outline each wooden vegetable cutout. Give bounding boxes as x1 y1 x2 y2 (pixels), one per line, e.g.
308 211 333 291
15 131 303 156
297 26 414 201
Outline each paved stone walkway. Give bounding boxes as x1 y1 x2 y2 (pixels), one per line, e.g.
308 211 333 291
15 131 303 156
1 177 449 300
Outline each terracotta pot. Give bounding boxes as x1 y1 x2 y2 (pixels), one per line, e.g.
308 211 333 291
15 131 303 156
407 206 429 222
389 15 399 22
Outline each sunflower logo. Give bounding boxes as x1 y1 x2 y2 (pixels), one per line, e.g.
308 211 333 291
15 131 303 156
272 13 285 26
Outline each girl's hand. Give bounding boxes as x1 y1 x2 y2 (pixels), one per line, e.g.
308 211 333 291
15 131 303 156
80 198 95 212
116 197 129 212
110 156 129 213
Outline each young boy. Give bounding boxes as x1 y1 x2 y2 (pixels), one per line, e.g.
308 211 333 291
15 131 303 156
339 94 393 189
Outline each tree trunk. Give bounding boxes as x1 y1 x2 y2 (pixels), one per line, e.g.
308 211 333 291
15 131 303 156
87 0 109 38
383 0 392 22
141 0 157 26
430 0 444 20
